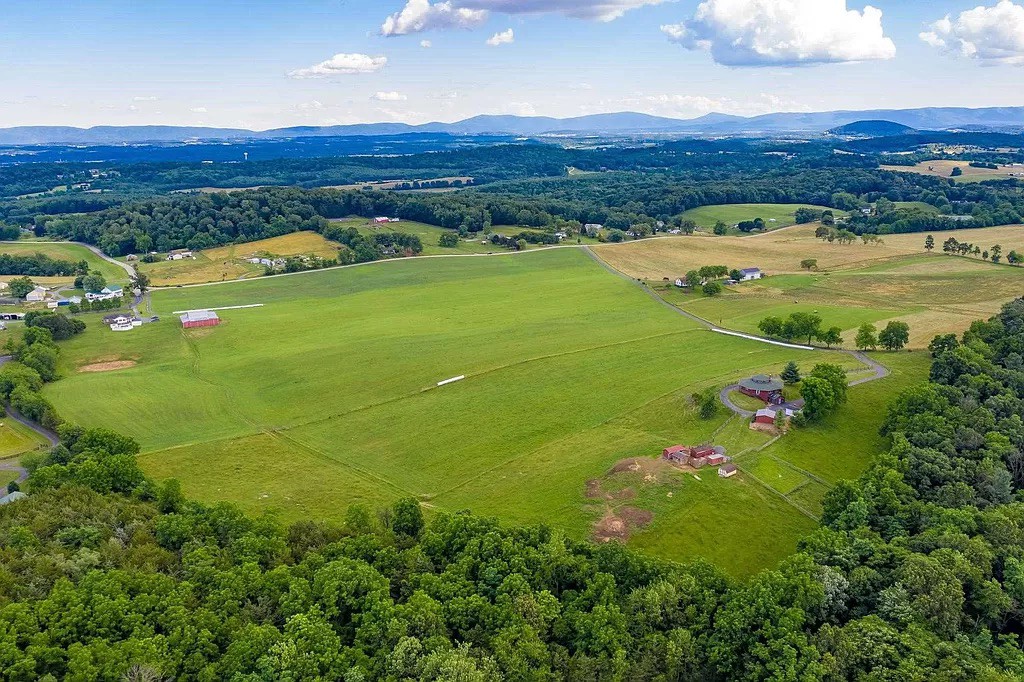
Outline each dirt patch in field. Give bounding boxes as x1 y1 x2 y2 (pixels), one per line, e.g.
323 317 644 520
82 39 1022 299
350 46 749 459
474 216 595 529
592 506 654 543
79 360 137 373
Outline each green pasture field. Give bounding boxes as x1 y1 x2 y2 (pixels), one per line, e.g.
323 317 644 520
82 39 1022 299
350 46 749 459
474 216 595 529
680 203 838 232
43 247 898 576
0 241 128 284
0 414 49 459
344 218 597 256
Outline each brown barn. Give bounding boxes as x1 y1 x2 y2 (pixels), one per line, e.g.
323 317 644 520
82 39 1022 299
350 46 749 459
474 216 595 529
180 310 220 329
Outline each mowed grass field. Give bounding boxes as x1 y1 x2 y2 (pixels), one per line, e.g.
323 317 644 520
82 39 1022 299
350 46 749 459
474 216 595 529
43 248 896 576
0 241 128 286
881 160 1024 183
680 203 839 231
138 231 341 286
594 224 1024 348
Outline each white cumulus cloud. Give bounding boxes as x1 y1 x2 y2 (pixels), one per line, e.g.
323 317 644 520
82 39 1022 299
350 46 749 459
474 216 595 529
288 53 387 78
421 39 433 48
662 0 896 66
190 107 208 113
382 0 665 35
487 28 515 45
921 1 1024 65
381 0 488 36
371 91 409 101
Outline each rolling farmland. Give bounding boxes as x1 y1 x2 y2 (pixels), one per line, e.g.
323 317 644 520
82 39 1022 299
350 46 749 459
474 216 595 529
42 247 909 575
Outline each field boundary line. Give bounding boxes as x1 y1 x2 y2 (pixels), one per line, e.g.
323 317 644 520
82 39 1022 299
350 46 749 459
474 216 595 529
172 304 264 314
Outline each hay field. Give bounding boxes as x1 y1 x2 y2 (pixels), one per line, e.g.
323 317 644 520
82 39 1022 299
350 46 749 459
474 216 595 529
139 231 340 286
45 248 899 576
881 160 1023 183
592 225 917 277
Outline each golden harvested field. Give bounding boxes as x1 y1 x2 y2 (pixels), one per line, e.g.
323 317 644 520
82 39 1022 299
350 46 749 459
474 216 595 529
203 231 340 260
881 160 1024 183
593 224 1024 279
141 231 340 286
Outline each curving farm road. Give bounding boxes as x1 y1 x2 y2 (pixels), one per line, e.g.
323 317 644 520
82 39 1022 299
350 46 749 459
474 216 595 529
580 247 895 416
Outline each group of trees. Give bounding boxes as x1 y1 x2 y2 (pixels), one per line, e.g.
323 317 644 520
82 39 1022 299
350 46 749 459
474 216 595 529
931 234 1019 264
855 321 911 351
798 363 848 422
24 310 86 341
0 326 66 429
5 301 1024 678
758 312 844 347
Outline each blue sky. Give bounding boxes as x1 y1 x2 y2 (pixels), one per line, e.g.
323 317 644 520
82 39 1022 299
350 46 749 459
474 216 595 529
1 0 1022 129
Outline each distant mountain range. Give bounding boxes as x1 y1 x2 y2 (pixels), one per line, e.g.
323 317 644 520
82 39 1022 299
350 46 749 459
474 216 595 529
2 107 1023 145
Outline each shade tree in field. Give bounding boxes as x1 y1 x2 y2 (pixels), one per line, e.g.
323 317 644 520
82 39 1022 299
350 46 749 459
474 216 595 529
925 234 934 251
818 326 844 348
878 321 911 351
783 312 824 345
702 281 723 297
758 315 784 338
991 244 1002 263
800 258 818 270
438 231 460 248
855 322 879 351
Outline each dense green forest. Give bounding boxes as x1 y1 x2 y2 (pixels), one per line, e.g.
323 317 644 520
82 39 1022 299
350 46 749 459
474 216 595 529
32 165 1024 255
3 137 1023 255
3 300 1024 679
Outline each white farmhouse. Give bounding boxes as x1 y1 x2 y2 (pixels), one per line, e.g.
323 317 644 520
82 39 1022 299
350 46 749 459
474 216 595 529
738 268 763 282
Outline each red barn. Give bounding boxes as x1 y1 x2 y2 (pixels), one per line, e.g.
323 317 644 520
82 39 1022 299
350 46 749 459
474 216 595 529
662 445 689 463
180 310 220 329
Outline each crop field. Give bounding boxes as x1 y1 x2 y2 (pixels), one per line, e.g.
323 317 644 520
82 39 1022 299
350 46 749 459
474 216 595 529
0 241 128 285
138 231 341 286
881 160 1023 183
680 203 839 231
41 247 906 576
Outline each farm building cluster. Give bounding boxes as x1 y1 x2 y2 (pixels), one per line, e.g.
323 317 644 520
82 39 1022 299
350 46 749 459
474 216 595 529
373 217 402 225
662 444 735 477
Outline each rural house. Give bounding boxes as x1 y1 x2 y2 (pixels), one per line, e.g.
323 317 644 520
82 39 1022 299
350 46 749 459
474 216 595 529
739 268 763 281
86 285 123 302
180 310 220 329
584 224 603 236
167 249 194 261
738 375 785 404
718 464 738 478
